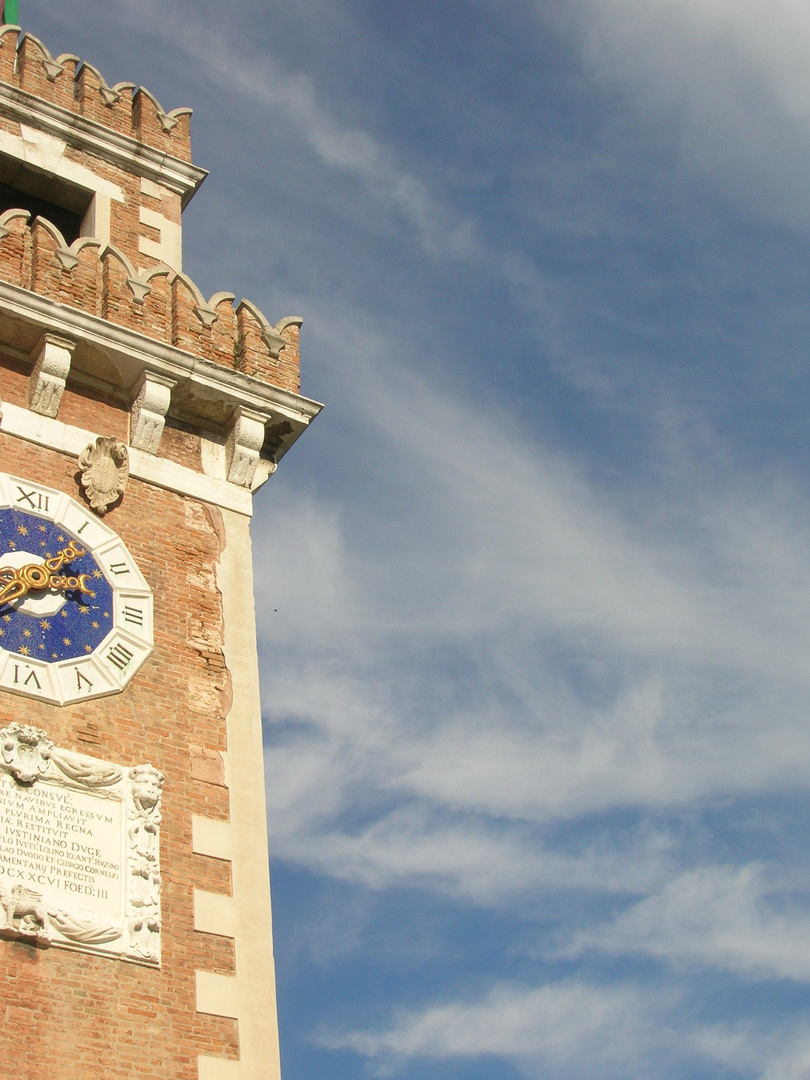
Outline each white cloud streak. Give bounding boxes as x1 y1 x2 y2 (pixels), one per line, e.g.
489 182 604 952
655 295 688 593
555 0 810 228
565 863 810 982
257 318 810 910
321 979 679 1079
324 971 810 1079
97 0 476 259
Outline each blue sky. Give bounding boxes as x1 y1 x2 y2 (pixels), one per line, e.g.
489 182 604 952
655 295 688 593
25 2 810 1077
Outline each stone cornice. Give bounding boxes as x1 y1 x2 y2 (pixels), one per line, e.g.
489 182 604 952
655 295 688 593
0 81 207 206
0 279 323 462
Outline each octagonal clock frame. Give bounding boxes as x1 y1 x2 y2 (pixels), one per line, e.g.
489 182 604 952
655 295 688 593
0 473 153 705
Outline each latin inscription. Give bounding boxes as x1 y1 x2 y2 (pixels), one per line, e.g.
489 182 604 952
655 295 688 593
0 773 122 916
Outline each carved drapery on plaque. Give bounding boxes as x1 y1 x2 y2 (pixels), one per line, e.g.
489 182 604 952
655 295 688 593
0 724 164 966
78 436 129 515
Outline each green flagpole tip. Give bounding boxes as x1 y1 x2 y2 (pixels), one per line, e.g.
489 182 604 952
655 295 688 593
2 0 20 26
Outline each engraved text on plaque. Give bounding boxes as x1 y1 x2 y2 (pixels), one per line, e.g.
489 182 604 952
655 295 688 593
0 723 163 965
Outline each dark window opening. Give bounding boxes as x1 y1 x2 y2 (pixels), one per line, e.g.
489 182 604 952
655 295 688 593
0 157 92 245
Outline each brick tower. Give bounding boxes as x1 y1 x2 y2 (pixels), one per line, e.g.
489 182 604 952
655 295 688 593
0 26 320 1080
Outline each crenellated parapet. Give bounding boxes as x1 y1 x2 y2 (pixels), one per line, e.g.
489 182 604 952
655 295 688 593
0 27 321 508
0 209 301 394
0 27 192 162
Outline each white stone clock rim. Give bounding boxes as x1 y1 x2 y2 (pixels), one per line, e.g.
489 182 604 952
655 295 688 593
0 472 153 705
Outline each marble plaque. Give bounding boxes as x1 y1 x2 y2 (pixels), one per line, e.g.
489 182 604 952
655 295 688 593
0 723 163 965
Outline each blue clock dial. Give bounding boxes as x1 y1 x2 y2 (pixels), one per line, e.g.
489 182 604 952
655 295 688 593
0 508 114 662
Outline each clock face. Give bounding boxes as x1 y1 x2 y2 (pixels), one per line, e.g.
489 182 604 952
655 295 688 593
0 473 153 705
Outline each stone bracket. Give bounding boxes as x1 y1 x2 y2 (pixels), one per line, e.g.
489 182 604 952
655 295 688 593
28 332 76 418
225 407 266 488
130 371 176 454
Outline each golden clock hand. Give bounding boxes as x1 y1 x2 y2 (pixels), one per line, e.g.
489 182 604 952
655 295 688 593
0 566 29 606
43 539 85 572
0 563 56 605
0 542 93 607
0 564 94 606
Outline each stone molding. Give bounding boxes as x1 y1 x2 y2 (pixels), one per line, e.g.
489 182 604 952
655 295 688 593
0 402 255 516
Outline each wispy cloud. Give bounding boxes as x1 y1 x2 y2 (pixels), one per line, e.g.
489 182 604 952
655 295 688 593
321 979 686 1079
554 0 810 228
323 973 810 1079
92 0 476 259
565 863 810 981
255 318 810 918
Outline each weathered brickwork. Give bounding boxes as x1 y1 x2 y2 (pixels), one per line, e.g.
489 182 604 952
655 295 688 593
3 28 192 161
0 437 238 1079
0 210 302 393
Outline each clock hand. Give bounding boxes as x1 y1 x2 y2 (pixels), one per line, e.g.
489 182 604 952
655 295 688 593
0 541 93 607
0 566 30 606
43 539 86 573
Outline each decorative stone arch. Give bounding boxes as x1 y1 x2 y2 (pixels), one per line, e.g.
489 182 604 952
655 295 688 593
0 206 30 237
236 299 302 357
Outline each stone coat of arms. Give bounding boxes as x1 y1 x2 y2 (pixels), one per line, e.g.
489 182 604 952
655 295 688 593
78 436 129 515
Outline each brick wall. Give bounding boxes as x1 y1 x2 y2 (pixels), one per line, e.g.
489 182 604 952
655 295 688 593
0 434 240 1080
0 210 302 394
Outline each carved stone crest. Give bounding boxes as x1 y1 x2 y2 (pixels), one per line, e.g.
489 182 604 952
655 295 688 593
78 436 129 515
1 722 53 783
